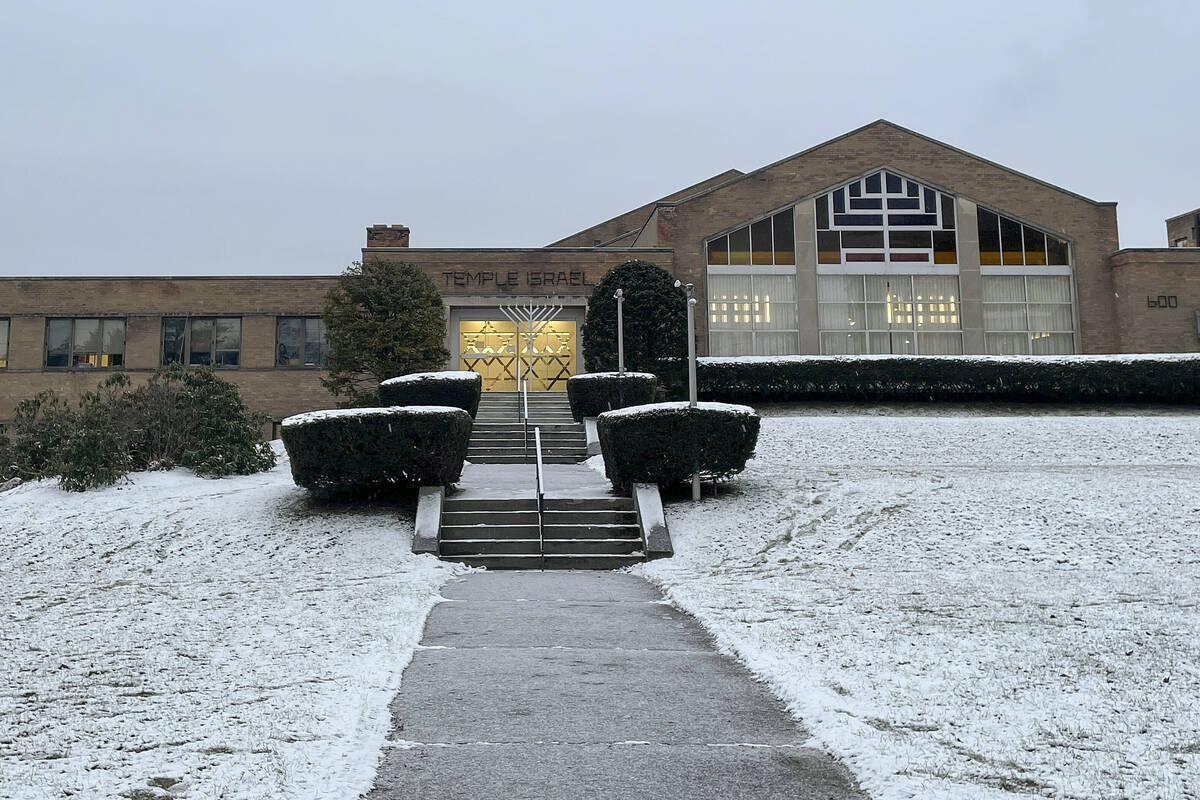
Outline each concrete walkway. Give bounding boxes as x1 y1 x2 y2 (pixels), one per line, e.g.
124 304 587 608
366 571 866 799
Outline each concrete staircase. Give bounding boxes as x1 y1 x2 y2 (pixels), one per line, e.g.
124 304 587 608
438 495 646 569
468 392 587 465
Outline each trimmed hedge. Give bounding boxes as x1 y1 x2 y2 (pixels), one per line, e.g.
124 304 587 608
281 406 471 493
566 372 659 421
697 355 1200 404
596 402 760 492
379 371 482 417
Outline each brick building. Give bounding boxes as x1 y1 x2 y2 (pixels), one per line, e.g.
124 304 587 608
3 120 1199 428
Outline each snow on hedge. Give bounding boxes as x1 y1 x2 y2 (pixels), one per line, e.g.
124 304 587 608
598 400 756 419
0 445 466 799
701 352 1200 365
567 371 658 381
635 411 1200 799
282 405 466 428
379 370 479 387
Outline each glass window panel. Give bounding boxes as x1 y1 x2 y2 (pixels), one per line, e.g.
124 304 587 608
189 318 214 366
277 317 303 365
101 319 125 367
73 318 100 367
1046 236 1069 265
978 209 1001 265
728 226 750 265
163 317 187 365
757 300 795 331
834 214 883 226
833 188 846 213
817 230 841 264
815 196 829 231
304 319 327 366
848 182 861 198
888 214 939 226
706 235 728 265
889 253 929 263
986 333 1029 355
1028 304 1074 331
750 217 773 265
819 302 865 330
983 304 1028 330
923 188 937 213
818 275 863 302
849 198 883 210
865 275 909 303
1030 332 1074 355
1000 215 1024 265
865 172 882 193
865 302 891 329
941 195 956 229
842 230 884 248
754 332 798 356
772 210 795 264
982 275 1026 303
0 319 8 368
1023 226 1047 265
918 332 964 355
886 198 920 210
709 331 752 357
821 331 866 355
933 230 957 264
889 332 916 354
885 172 902 193
1026 275 1072 303
906 180 919 198
889 230 932 249
46 319 70 367
846 253 885 262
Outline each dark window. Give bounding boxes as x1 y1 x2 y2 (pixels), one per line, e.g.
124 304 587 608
848 182 861 198
276 317 327 367
162 316 241 367
1000 216 1024 265
940 195 956 229
834 214 883 226
865 172 882 193
817 231 841 264
846 252 885 262
833 188 846 213
977 209 1001 265
707 235 729 265
1023 226 1047 266
889 253 929 262
815 196 829 231
0 317 8 368
906 180 919 198
842 230 885 248
924 188 937 213
885 172 902 193
44 318 125 368
1046 235 1069 266
728 226 750 265
888 230 932 249
933 231 958 264
886 198 920 210
849 198 883 210
750 217 773 265
772 210 795 264
888 214 938 226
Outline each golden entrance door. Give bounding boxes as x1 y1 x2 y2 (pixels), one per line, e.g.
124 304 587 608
458 320 576 391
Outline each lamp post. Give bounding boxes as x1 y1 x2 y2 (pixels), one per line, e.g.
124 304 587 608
675 280 700 500
614 288 625 375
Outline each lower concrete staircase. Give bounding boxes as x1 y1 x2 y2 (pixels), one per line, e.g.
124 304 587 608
467 392 587 464
438 494 645 569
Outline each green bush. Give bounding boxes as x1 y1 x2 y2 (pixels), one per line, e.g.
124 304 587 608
566 372 658 421
379 371 482 417
2 366 275 491
281 406 471 494
596 402 760 492
582 260 688 380
696 355 1200 404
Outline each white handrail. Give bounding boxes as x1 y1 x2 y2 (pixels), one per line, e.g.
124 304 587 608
534 425 545 570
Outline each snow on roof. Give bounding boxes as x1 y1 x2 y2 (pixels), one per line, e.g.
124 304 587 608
700 353 1200 365
281 405 466 428
568 371 658 381
380 370 479 387
599 400 756 419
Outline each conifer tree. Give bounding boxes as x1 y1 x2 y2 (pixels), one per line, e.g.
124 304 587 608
582 260 688 374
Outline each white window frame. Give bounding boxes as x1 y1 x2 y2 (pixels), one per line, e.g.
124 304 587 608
817 274 963 355
981 273 1079 355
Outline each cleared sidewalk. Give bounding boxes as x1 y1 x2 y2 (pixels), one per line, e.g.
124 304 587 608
366 571 866 799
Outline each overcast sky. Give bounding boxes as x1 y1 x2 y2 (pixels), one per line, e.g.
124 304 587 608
1 1 1195 276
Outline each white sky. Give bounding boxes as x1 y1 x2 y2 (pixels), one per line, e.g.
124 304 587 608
1 0 1196 276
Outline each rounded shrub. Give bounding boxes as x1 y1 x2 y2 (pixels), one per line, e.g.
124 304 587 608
596 401 760 492
566 372 658 421
379 371 483 417
281 406 471 494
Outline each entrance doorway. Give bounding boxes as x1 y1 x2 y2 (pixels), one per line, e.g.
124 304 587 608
458 319 576 391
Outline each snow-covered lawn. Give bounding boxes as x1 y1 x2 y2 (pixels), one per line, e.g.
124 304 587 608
0 445 465 800
635 410 1200 800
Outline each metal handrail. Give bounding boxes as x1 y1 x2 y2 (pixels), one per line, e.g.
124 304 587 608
521 379 530 459
534 426 546 570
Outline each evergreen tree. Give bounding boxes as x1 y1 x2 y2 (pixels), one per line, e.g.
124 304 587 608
582 260 688 374
322 260 450 405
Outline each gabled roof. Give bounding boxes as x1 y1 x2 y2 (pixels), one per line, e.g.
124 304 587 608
547 169 743 247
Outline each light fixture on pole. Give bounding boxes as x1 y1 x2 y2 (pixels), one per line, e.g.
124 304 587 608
614 288 625 375
674 280 701 501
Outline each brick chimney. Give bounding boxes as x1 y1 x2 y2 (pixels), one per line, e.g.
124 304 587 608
367 224 410 248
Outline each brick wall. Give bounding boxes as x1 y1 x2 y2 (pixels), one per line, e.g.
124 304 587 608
1166 211 1199 248
1109 249 1200 352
